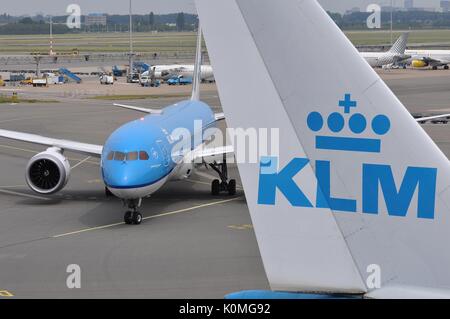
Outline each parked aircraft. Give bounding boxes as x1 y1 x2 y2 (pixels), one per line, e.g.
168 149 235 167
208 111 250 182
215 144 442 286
360 33 410 68
407 49 450 70
142 64 215 82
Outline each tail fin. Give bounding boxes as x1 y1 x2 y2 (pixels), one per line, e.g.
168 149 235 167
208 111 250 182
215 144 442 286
389 32 409 54
197 0 450 297
191 23 203 101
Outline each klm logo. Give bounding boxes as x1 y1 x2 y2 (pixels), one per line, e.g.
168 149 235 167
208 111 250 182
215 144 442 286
307 93 391 153
257 94 437 219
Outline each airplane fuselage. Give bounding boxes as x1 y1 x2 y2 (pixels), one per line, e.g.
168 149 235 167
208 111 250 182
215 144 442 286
148 65 215 81
360 52 403 68
101 100 216 200
405 49 450 67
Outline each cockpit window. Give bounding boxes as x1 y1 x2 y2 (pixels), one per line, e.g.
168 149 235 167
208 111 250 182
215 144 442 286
127 152 138 161
139 151 149 160
108 150 150 161
114 152 126 161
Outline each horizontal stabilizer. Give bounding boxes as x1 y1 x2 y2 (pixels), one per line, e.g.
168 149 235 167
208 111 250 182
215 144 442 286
415 113 450 123
112 103 163 114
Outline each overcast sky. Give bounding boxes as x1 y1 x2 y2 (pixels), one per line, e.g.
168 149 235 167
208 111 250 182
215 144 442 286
0 0 443 16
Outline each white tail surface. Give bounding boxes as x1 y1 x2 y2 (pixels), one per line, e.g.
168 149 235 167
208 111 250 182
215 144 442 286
389 32 409 54
197 0 450 295
191 24 203 101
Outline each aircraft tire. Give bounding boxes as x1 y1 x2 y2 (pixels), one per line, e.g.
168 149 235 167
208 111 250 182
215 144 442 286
228 179 237 196
211 179 221 195
132 212 142 225
124 211 133 224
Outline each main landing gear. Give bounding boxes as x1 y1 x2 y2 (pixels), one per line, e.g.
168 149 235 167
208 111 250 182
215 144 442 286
123 198 143 225
209 153 237 196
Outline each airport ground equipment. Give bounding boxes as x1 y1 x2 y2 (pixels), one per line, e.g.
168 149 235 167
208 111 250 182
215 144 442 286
59 68 82 84
113 66 125 77
167 75 193 86
32 78 47 87
100 74 114 85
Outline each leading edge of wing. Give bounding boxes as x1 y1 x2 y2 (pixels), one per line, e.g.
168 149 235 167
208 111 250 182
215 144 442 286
0 129 103 157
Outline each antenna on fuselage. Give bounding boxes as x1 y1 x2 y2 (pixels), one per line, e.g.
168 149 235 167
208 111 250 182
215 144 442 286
191 22 203 101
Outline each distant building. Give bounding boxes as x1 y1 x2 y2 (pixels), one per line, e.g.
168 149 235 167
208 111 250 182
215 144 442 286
85 13 107 26
413 7 437 12
441 1 450 12
344 7 360 15
404 0 414 10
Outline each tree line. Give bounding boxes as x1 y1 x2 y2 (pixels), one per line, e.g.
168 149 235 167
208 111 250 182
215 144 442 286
330 10 450 29
0 12 196 35
2 10 450 35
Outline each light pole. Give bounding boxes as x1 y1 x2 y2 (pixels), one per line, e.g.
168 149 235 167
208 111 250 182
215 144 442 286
49 15 54 56
391 0 394 45
128 0 134 77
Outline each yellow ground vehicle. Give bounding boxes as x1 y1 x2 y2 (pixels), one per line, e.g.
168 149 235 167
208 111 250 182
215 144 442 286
20 78 33 85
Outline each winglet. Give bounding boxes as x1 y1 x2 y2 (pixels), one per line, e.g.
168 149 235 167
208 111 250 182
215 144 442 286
191 23 203 101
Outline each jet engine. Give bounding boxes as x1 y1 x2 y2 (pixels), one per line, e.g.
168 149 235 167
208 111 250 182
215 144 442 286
412 60 428 68
26 147 71 194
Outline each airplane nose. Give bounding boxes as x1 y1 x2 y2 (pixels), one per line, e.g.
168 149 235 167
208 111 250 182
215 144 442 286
103 164 142 188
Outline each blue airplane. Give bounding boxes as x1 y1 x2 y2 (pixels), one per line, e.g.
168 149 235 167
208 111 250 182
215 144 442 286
0 28 235 225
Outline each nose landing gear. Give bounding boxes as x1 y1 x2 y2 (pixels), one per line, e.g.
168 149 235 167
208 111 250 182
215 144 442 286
123 198 143 225
209 153 237 196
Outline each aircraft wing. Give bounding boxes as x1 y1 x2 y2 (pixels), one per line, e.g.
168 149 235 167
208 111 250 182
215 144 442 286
423 57 445 65
413 56 448 66
415 113 450 123
112 103 163 114
194 145 234 162
114 103 225 122
0 129 103 157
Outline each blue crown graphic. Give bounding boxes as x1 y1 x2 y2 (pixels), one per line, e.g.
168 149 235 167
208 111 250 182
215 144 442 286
306 94 391 153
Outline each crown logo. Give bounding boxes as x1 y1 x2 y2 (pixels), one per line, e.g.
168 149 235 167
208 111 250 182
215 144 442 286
306 94 391 153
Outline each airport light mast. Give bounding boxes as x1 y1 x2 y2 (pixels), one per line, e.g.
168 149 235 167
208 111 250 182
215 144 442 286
128 0 134 77
391 0 394 45
49 16 53 56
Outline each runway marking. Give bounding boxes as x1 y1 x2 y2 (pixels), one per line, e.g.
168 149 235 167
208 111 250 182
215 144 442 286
228 224 253 231
72 156 92 169
0 184 27 189
0 144 99 165
52 197 243 238
183 179 213 187
0 290 14 297
0 188 51 201
87 179 102 184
